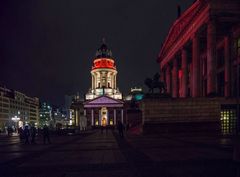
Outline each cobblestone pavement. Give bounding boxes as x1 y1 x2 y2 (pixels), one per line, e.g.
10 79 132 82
0 130 238 177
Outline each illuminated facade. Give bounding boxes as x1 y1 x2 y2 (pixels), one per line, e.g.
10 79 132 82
0 86 39 131
158 0 240 98
72 42 125 128
85 42 122 100
156 0 240 135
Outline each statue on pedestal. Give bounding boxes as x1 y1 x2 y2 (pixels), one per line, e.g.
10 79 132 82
144 73 166 94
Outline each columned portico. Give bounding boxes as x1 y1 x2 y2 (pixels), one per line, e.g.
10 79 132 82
83 95 124 127
158 0 240 99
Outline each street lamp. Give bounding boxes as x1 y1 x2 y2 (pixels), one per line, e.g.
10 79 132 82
12 116 20 132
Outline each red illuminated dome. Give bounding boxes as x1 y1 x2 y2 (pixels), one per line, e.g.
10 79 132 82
92 58 116 70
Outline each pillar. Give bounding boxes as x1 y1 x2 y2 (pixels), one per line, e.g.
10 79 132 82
192 33 200 97
224 36 230 97
99 109 101 126
172 58 178 98
114 109 116 125
75 109 79 127
181 48 188 97
121 109 124 123
166 65 171 94
91 109 94 126
207 20 217 95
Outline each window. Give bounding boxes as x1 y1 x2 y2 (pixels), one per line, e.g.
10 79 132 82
221 107 237 135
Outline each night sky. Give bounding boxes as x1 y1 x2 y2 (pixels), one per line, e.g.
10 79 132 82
0 0 194 106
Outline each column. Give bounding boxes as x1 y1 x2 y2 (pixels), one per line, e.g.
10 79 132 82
192 33 200 97
224 36 230 97
121 109 124 123
75 109 79 127
91 75 94 89
207 20 217 95
99 109 101 126
100 72 102 88
75 109 78 126
91 109 94 126
181 48 188 97
166 65 171 94
172 58 178 98
84 109 86 116
114 109 116 125
114 75 117 89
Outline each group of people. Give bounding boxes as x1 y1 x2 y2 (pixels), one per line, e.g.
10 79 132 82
18 125 51 144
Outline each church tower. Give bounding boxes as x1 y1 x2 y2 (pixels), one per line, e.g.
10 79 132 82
85 40 122 100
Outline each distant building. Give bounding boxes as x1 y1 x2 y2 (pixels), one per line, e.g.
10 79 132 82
125 87 144 101
39 102 53 127
63 95 75 126
85 41 122 100
53 108 67 128
72 41 125 128
0 86 39 131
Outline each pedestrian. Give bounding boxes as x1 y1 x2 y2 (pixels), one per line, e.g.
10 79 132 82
18 127 24 143
24 126 30 144
117 121 124 138
43 125 51 144
30 126 37 144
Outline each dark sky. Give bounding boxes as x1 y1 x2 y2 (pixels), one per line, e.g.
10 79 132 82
0 0 194 106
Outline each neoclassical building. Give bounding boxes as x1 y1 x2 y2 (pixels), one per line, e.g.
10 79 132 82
158 0 240 98
85 42 122 100
72 42 124 128
139 0 240 135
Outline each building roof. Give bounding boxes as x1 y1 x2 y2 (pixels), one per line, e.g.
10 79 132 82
95 40 113 59
83 95 124 108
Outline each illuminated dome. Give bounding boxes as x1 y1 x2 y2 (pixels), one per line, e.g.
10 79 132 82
85 40 122 100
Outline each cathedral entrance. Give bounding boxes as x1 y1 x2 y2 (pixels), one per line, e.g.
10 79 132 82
101 107 108 126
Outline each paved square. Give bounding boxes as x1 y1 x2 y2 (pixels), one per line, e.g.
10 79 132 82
0 130 238 177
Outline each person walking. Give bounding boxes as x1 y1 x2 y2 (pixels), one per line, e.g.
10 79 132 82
117 121 124 138
43 125 51 144
30 126 37 144
18 127 24 143
24 126 30 144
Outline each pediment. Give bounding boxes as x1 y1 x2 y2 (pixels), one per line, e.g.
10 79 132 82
158 0 207 62
84 95 124 107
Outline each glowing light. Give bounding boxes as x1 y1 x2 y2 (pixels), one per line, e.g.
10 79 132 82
12 116 20 122
92 58 115 70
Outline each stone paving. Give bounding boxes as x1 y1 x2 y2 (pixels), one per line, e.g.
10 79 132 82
0 130 239 177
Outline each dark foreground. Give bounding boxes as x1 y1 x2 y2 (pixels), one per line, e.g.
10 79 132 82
0 130 238 177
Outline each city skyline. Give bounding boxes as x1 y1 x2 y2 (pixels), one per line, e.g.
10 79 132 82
1 0 194 105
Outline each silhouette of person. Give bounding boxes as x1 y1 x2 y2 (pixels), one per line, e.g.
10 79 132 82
43 125 51 144
117 121 124 138
18 127 24 142
24 126 30 144
30 126 37 144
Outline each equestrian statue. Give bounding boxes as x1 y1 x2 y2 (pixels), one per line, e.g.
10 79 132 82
144 73 166 94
